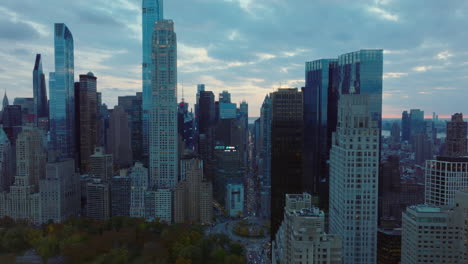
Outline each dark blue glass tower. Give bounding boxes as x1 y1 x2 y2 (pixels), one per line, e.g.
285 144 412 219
33 54 48 125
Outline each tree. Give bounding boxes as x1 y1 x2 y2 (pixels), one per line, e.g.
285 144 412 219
36 236 59 264
229 243 244 256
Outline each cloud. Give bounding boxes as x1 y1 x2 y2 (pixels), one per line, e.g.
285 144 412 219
412 65 433 72
366 6 399 21
384 72 408 79
2 0 468 117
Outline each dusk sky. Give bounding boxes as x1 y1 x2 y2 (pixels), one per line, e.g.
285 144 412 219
1 0 467 118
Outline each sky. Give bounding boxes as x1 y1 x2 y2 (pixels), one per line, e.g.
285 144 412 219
1 0 468 118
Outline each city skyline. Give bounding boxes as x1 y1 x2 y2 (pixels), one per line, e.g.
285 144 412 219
1 0 467 117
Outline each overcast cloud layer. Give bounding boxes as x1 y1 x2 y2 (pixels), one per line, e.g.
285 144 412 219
1 0 468 117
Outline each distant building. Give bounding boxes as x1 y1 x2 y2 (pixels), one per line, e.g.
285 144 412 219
402 205 463 264
271 88 303 238
445 113 467 157
89 147 113 182
377 228 402 264
174 157 213 224
0 128 13 192
111 175 131 217
272 193 342 264
409 109 424 143
425 156 468 207
118 93 143 162
40 159 80 223
225 183 244 217
380 155 424 225
86 179 110 221
391 122 401 144
33 54 48 125
329 95 380 264
129 162 149 218
0 127 46 225
3 105 22 128
13 98 34 124
401 111 410 142
75 72 98 173
145 189 172 223
107 105 133 169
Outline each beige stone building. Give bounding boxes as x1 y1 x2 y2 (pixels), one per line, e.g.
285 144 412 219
174 157 213 224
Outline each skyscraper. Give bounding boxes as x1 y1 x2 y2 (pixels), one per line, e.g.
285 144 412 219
142 0 163 160
303 59 339 204
86 179 110 221
270 88 304 238
401 111 410 142
50 23 75 158
2 90 9 111
329 94 380 264
118 93 143 162
259 94 272 219
107 105 133 169
445 113 467 157
149 19 178 190
409 109 424 142
33 54 48 125
75 72 98 173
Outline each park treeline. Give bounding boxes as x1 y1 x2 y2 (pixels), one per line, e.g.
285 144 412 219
0 216 246 264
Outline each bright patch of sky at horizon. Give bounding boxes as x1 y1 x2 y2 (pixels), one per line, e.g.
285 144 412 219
0 0 467 118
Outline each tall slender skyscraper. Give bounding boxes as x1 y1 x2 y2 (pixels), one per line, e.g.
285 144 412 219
33 54 48 125
75 72 98 173
329 94 380 264
270 88 304 239
50 23 75 158
107 105 133 169
149 19 177 188
401 111 410 142
303 59 339 205
142 0 163 160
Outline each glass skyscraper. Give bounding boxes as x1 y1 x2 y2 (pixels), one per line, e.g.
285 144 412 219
142 0 163 160
49 23 75 158
303 49 383 208
33 54 48 125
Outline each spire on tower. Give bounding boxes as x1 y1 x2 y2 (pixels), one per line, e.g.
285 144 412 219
2 89 9 111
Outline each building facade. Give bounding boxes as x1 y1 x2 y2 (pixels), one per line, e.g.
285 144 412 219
226 183 244 217
49 23 75 158
402 205 463 264
89 147 113 182
271 88 304 238
445 113 467 157
86 179 110 221
272 193 342 264
107 105 133 169
129 162 149 218
33 54 48 125
329 94 380 264
425 156 468 207
40 159 80 223
75 72 98 173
